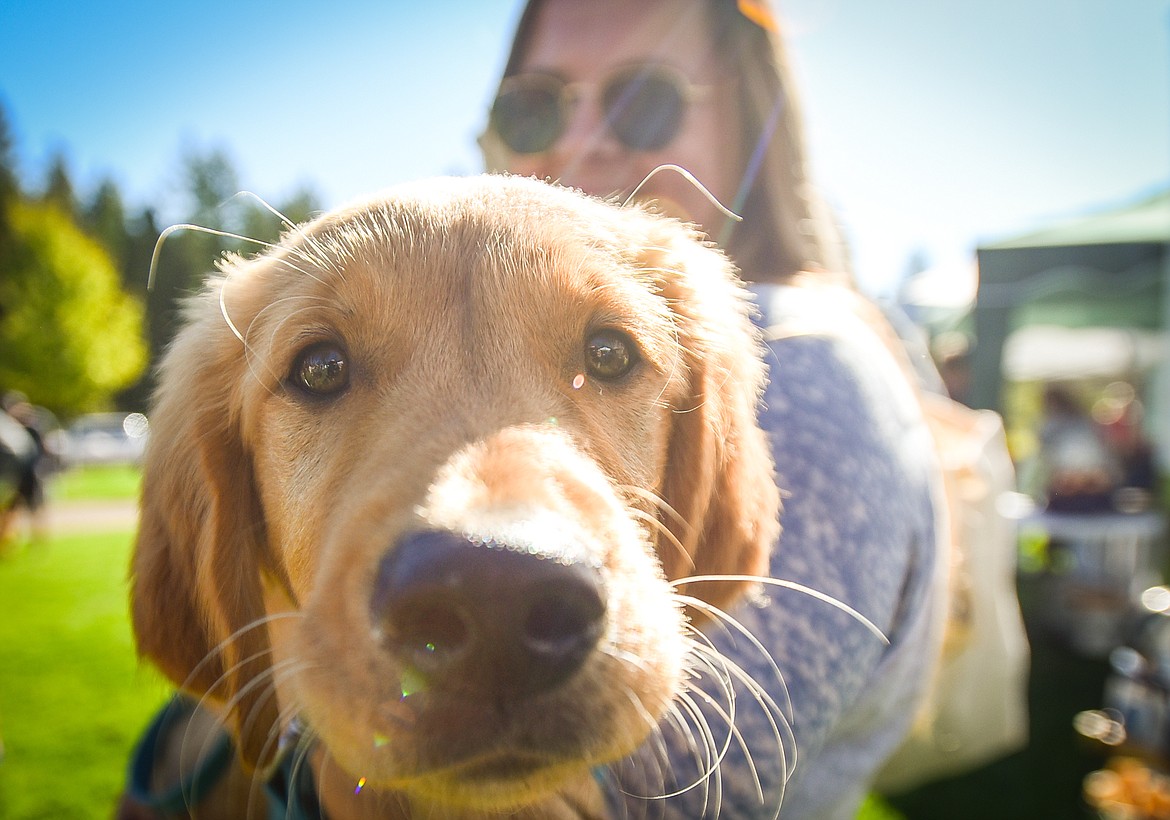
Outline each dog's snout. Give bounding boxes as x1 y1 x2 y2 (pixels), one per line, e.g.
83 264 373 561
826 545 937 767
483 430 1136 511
372 529 606 698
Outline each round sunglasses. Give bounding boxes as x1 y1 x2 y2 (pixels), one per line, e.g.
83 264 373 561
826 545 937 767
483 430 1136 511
489 64 711 155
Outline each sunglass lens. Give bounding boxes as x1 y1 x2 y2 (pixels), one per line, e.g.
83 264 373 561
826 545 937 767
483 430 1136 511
604 71 686 151
491 83 563 154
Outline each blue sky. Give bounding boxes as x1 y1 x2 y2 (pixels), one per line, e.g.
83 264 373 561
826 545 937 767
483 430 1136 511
1 0 1167 295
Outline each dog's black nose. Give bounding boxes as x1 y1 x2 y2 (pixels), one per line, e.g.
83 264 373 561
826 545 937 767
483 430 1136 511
371 528 606 698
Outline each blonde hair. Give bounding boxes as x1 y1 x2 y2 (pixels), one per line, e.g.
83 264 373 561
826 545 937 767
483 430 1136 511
480 0 850 284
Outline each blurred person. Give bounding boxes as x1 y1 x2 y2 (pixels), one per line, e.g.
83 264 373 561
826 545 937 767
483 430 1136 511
481 1 950 817
1035 384 1120 513
0 402 35 553
1 391 49 543
932 331 974 406
1096 381 1158 497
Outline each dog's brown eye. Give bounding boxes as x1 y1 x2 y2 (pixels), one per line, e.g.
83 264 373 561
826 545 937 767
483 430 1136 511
291 342 350 397
585 329 637 381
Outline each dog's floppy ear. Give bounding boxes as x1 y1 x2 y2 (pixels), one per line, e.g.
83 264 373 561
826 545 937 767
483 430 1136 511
637 218 781 614
130 275 280 770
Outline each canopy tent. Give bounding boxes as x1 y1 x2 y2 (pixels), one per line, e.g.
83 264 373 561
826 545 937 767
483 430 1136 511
970 188 1170 463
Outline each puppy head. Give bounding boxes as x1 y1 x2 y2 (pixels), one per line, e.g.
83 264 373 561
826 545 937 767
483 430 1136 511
130 175 778 807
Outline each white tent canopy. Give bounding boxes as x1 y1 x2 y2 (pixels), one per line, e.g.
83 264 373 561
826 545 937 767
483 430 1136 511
1002 325 1168 382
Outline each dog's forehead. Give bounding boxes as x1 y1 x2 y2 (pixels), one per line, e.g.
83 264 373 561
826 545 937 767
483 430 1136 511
301 177 650 278
232 177 679 364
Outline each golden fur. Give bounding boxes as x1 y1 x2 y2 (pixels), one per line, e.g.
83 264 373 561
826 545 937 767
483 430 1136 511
130 174 779 818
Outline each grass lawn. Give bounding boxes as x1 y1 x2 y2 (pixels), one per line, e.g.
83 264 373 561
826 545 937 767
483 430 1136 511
0 473 169 819
49 463 142 502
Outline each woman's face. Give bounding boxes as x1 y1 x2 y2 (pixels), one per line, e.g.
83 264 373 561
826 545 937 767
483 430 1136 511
500 0 742 235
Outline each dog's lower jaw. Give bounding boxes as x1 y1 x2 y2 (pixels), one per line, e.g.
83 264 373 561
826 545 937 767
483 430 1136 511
312 749 609 820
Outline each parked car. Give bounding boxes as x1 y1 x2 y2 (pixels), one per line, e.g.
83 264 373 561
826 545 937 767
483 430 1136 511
58 412 149 467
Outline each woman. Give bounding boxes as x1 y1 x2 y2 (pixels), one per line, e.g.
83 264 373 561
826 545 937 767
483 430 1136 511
482 2 948 817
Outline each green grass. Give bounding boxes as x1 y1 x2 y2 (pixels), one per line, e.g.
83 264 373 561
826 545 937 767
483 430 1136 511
0 529 169 819
859 793 905 819
49 463 142 502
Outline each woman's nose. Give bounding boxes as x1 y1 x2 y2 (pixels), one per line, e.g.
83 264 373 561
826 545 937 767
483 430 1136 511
549 92 623 171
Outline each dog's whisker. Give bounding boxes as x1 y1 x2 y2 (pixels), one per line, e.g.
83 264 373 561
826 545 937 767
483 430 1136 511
676 597 792 721
211 611 305 654
682 630 794 816
148 223 281 292
167 699 234 814
668 689 724 813
217 280 247 343
172 649 294 814
677 617 793 815
680 651 740 763
665 675 729 800
239 299 350 396
212 194 341 295
292 738 332 820
611 733 673 819
627 506 693 572
683 659 769 809
619 483 692 537
674 575 889 645
185 643 297 749
683 708 723 813
271 244 351 295
637 710 675 805
282 719 321 820
180 611 304 697
659 698 713 808
617 483 697 574
623 165 743 220
622 681 670 758
692 639 794 777
245 692 313 819
237 290 343 394
679 623 739 697
652 314 685 411
682 620 796 794
227 657 304 747
186 648 276 720
227 190 301 235
264 301 347 346
242 661 320 818
244 294 332 340
617 699 696 806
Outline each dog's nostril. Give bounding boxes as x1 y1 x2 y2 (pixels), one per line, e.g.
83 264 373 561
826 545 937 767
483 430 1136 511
371 528 606 698
390 600 470 663
525 590 605 658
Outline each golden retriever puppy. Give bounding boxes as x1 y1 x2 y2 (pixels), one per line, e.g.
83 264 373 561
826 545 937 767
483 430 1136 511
129 174 779 818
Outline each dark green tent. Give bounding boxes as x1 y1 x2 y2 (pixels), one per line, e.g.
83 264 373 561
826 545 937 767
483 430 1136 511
971 189 1170 413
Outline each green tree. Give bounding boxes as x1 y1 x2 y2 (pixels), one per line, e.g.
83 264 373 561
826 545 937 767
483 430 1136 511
0 102 19 202
122 149 323 409
0 200 147 416
0 102 20 275
83 178 129 273
41 152 76 216
182 147 242 233
240 185 322 247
